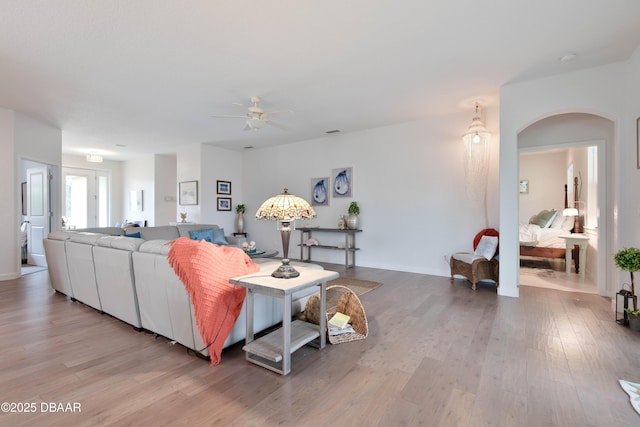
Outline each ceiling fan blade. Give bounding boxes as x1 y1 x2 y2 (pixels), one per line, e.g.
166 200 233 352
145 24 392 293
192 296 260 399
267 120 289 131
209 114 247 119
264 109 293 117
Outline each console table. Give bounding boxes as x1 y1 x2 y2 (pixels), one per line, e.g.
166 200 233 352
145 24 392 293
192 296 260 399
559 234 589 278
298 227 362 268
229 267 339 375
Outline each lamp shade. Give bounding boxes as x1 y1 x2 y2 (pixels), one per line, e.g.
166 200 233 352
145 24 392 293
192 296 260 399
562 208 579 217
462 104 490 146
255 189 316 221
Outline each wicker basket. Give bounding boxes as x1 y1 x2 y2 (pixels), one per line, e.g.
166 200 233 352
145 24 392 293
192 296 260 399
303 285 368 344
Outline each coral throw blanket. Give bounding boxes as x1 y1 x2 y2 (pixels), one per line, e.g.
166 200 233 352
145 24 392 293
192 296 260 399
167 237 259 365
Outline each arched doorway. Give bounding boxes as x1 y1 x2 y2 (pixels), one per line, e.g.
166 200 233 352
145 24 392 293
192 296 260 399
517 113 611 296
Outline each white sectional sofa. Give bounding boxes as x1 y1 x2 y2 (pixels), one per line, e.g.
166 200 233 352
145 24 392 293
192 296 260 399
43 224 320 359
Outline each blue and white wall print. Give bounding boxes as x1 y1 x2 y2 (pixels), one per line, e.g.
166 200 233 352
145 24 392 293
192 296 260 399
311 177 329 206
332 167 352 198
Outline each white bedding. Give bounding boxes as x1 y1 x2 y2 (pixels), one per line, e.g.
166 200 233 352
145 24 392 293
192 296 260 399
519 223 567 248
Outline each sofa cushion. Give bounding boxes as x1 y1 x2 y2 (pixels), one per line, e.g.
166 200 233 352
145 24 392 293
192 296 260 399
138 239 172 255
68 232 109 244
96 236 144 251
48 231 74 241
139 226 180 241
125 231 142 238
75 226 125 236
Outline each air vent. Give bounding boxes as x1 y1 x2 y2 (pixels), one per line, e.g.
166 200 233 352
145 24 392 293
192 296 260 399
326 129 341 134
243 146 254 150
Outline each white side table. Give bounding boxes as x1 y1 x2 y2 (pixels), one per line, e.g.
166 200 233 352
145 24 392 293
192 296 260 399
229 267 339 375
559 234 589 277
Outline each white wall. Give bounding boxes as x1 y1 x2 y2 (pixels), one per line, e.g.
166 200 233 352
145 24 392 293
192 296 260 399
242 109 500 276
176 143 202 224
519 151 567 224
154 154 177 225
122 156 155 225
2 111 62 280
0 109 17 280
199 144 243 233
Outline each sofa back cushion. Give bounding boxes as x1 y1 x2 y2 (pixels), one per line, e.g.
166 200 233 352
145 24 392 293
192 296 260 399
139 226 180 241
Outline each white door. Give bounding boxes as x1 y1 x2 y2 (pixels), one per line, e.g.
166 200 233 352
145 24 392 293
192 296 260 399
27 166 51 266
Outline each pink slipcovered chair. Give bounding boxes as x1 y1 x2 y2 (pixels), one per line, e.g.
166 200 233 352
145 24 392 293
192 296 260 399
450 228 499 291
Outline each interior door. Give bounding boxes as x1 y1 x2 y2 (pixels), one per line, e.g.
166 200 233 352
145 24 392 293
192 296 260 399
26 166 51 266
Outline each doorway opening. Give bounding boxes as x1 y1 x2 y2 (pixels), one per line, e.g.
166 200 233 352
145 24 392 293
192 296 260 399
62 167 111 229
517 112 610 296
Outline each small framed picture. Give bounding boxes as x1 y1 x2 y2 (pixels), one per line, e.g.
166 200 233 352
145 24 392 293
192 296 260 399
130 190 143 212
332 167 352 198
179 181 198 205
217 180 231 195
217 197 231 211
519 179 529 194
311 177 329 206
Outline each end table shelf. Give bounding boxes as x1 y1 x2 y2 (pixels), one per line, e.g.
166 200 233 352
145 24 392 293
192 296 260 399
298 227 362 268
242 320 320 363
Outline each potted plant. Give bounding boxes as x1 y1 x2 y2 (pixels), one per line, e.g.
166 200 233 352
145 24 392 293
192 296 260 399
235 204 246 234
347 201 360 230
614 247 640 331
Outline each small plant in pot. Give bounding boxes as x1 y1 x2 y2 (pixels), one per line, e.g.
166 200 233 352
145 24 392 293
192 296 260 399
613 247 640 331
347 201 360 230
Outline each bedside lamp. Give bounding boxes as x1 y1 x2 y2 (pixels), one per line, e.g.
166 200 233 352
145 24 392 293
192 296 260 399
562 207 579 233
255 188 316 278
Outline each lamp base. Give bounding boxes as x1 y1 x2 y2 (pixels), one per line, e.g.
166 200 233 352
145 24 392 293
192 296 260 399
271 259 300 279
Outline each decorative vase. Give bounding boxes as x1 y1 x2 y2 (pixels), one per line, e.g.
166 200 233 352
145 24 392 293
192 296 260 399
235 213 245 234
629 315 640 332
347 213 359 230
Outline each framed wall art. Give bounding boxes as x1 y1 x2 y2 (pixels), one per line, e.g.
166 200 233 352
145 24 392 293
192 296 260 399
311 177 329 206
217 180 231 195
130 190 143 211
179 180 198 205
332 167 352 198
217 197 231 211
519 179 529 194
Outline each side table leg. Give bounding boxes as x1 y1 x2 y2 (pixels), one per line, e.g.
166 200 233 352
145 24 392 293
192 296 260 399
565 242 571 275
245 289 255 361
319 281 326 349
282 293 292 375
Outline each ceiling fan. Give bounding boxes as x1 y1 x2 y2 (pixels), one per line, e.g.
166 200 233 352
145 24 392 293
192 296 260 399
210 96 290 131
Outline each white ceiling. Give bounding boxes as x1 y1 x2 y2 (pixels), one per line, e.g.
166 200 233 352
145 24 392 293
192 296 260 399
1 1 639 160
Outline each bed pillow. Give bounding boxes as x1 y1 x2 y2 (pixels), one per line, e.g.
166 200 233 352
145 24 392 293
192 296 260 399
474 235 499 260
531 209 557 228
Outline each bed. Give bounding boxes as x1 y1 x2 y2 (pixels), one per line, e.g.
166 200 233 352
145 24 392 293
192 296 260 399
519 179 580 273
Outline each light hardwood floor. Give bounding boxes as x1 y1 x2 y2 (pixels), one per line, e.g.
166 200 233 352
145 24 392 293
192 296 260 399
1 265 639 426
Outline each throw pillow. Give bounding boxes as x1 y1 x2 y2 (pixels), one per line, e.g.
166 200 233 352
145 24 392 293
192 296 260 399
125 231 141 238
212 228 229 245
531 209 556 228
474 235 499 260
189 228 215 243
